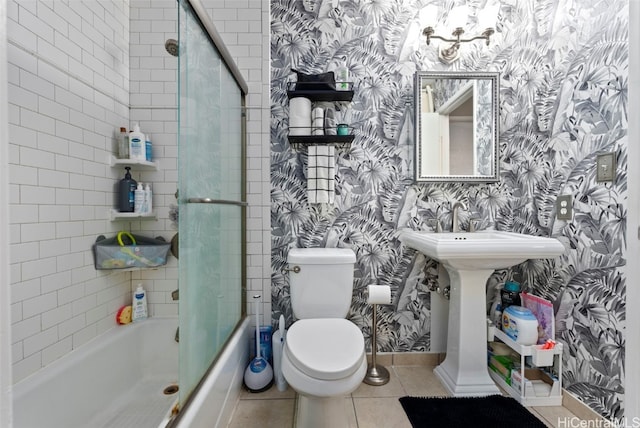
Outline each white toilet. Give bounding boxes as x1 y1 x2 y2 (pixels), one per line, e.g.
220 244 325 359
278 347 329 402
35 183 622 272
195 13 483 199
281 248 366 428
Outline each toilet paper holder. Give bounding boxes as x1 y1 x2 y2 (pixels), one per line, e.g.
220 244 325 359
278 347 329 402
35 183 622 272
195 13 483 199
365 284 391 386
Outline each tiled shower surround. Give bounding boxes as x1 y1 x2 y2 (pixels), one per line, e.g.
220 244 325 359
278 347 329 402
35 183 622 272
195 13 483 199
8 0 270 388
270 0 627 420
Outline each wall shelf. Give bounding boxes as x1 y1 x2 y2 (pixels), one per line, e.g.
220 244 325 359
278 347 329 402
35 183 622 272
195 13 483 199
109 155 159 171
287 135 355 145
287 82 354 102
109 209 157 221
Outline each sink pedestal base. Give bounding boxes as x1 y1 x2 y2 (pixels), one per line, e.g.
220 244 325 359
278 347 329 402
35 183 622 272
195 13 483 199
434 267 500 397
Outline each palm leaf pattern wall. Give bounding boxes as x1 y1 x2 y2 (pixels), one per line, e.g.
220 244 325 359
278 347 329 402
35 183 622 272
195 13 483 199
270 0 627 419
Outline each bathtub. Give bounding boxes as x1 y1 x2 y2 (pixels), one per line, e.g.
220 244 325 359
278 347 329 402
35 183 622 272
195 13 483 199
12 318 179 428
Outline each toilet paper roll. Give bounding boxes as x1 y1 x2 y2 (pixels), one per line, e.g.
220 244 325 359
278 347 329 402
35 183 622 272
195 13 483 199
290 97 312 112
368 284 391 305
289 97 311 135
289 97 312 135
290 117 311 135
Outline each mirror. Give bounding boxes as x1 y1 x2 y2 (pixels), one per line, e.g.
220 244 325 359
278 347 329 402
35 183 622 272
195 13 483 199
414 71 499 182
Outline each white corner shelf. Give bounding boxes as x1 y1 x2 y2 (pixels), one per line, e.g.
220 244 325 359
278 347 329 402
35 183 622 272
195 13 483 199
489 323 563 406
109 155 159 171
109 210 157 221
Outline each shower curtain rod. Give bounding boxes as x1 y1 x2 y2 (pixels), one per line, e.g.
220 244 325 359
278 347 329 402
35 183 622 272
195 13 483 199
186 0 249 96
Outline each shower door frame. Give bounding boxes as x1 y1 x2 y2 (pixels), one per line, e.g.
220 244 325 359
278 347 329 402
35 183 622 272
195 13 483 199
170 0 249 423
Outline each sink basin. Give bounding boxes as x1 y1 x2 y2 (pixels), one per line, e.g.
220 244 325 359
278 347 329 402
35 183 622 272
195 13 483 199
399 229 565 397
399 230 565 270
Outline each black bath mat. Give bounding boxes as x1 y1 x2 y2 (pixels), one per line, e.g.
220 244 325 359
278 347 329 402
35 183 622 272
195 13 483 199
399 395 546 428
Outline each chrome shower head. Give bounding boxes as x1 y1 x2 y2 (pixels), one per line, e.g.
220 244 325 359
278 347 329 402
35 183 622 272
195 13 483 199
165 39 179 57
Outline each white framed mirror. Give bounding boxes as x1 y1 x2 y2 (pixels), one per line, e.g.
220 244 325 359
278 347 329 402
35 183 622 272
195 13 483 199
414 71 499 182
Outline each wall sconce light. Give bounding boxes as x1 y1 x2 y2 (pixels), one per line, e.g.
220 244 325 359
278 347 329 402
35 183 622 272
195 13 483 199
422 26 494 64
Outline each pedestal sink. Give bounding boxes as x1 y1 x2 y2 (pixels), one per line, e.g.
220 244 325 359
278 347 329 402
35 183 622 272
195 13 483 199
399 230 565 396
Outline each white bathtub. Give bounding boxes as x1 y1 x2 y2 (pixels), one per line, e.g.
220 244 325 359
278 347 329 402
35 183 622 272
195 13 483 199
12 318 179 428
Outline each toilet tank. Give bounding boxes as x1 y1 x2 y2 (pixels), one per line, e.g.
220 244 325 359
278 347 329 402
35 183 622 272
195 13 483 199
287 248 356 319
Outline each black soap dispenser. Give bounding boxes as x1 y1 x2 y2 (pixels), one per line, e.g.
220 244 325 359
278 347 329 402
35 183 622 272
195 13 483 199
118 167 137 212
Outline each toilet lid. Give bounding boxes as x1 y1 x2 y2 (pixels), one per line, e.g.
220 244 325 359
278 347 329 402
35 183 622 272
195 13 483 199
285 318 364 381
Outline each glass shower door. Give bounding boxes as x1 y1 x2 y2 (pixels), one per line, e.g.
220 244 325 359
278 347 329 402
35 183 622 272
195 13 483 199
178 0 245 406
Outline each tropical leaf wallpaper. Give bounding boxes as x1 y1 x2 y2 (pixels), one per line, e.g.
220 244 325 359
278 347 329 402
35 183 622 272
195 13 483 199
270 0 627 419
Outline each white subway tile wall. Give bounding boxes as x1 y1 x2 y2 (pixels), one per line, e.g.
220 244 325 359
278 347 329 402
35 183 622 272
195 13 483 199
8 0 270 381
201 0 271 326
8 0 131 382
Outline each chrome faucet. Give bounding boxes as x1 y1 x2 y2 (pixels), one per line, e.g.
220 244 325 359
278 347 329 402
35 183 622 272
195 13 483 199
451 202 466 233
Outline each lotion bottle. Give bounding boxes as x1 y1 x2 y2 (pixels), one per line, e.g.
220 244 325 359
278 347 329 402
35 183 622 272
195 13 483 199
134 183 145 213
132 284 148 321
129 123 145 161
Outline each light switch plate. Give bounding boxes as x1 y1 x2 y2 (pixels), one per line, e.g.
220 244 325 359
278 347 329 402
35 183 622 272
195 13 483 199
556 195 572 220
596 152 616 182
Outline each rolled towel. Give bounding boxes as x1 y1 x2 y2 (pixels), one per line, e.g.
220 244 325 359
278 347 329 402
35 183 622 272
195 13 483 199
312 107 324 135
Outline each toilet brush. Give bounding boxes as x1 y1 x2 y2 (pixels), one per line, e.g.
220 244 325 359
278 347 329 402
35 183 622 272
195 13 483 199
244 294 273 392
364 285 392 386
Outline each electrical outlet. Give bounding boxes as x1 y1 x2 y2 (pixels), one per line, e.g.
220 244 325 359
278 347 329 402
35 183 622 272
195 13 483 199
556 195 572 220
596 152 616 182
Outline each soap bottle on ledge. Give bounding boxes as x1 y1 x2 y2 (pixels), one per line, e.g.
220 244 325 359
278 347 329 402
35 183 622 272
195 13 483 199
118 167 137 212
132 284 148 322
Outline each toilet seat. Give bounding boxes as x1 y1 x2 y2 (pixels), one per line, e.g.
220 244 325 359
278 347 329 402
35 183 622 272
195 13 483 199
285 318 364 380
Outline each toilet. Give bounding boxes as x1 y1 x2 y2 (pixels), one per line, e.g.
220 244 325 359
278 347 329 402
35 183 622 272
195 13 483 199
281 248 366 428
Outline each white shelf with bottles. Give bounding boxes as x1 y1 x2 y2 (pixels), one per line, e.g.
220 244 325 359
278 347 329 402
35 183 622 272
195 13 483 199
488 323 563 406
109 209 157 221
109 155 157 221
109 155 159 171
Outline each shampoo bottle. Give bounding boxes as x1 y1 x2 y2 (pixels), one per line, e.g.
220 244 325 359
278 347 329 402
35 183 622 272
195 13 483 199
118 167 137 212
134 183 145 213
132 284 148 322
129 123 145 161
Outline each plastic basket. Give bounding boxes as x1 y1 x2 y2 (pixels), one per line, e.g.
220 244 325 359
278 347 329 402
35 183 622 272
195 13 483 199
532 345 555 367
93 231 170 270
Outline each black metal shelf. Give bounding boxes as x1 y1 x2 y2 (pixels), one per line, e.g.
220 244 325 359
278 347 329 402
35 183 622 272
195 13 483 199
287 134 355 144
286 82 354 102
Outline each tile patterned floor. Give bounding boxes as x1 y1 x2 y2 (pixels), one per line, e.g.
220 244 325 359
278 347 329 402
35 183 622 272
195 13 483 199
227 365 579 427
